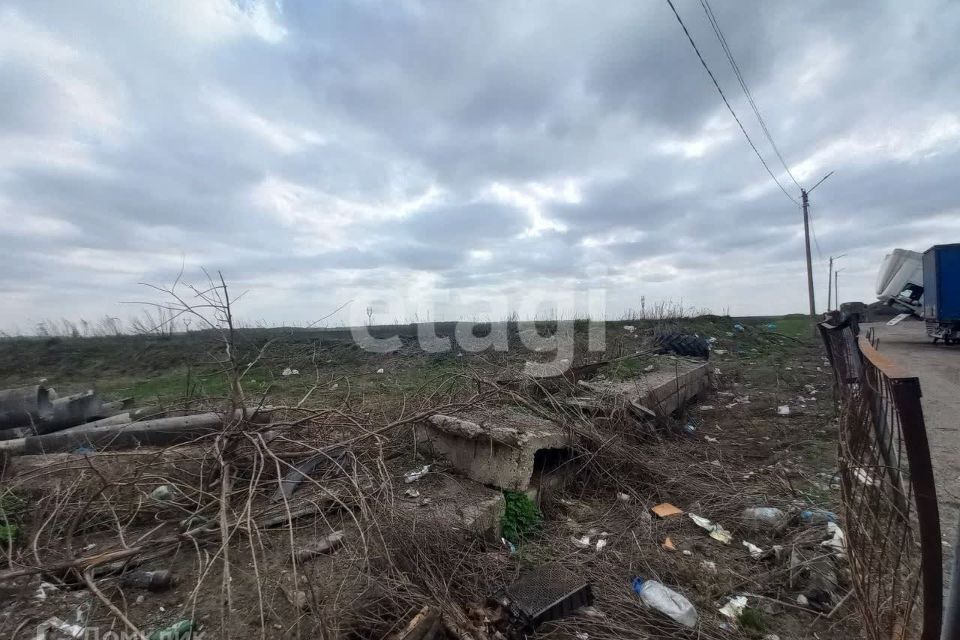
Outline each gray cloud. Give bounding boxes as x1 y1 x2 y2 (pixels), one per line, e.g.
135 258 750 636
2 0 960 331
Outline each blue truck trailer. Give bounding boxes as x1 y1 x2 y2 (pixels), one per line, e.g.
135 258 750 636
922 243 960 343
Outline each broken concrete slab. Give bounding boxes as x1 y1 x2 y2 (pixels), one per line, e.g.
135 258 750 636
575 355 708 417
393 468 507 541
415 408 571 491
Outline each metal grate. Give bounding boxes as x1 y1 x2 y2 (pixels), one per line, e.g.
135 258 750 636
503 563 593 629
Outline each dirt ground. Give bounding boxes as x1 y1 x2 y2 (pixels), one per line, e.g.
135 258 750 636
862 320 960 592
0 316 860 639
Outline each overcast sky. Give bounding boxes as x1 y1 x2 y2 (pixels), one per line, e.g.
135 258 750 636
2 0 959 332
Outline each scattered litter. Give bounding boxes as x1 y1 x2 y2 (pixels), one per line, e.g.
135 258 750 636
800 509 837 525
281 367 299 376
661 537 676 551
579 606 606 619
704 436 718 443
718 595 748 620
403 465 430 483
575 633 589 640
700 405 714 410
688 513 732 544
777 405 790 416
595 538 608 551
571 535 592 549
35 617 84 639
733 324 745 332
35 581 58 600
651 503 683 518
147 620 196 640
150 485 173 501
404 488 420 498
376 368 384 374
685 423 696 434
623 325 636 332
330 383 339 390
822 522 846 555
617 492 631 502
713 349 728 355
643 364 655 372
741 507 787 531
633 577 698 628
682 550 693 556
700 560 717 574
742 541 764 559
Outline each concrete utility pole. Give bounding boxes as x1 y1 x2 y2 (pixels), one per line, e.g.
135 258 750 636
827 254 846 312
802 172 834 324
802 189 817 320
834 268 843 310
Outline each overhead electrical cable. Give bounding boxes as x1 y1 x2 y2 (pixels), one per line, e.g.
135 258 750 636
698 0 801 190
664 0 798 206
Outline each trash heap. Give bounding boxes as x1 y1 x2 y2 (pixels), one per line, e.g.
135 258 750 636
0 324 855 640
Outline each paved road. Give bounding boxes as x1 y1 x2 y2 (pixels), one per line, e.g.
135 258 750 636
864 321 959 594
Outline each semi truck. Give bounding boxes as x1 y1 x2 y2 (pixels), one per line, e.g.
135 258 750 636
921 243 960 344
875 248 924 315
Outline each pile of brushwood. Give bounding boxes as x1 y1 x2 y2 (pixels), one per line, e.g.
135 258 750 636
0 281 858 639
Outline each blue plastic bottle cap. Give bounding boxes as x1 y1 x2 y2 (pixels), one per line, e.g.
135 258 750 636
632 577 645 594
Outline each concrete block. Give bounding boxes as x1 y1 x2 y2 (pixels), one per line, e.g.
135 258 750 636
416 408 571 491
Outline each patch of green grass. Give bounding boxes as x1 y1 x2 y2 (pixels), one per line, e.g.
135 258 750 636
0 488 25 545
501 490 542 544
0 524 18 543
605 356 651 381
737 607 768 635
770 314 814 340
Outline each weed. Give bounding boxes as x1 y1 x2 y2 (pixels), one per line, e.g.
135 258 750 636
0 524 18 543
738 607 768 635
501 490 542 544
0 488 25 545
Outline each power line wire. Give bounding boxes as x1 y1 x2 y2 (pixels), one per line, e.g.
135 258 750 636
664 0 798 206
808 206 824 262
698 0 801 190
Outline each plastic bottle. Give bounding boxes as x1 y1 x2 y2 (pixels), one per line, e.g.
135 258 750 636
741 507 787 531
632 577 698 628
800 509 837 525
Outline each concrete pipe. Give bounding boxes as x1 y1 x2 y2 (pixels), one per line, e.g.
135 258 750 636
0 385 53 429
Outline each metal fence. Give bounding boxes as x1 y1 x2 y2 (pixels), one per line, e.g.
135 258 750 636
819 321 942 640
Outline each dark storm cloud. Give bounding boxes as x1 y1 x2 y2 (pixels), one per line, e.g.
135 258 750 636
2 0 960 328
